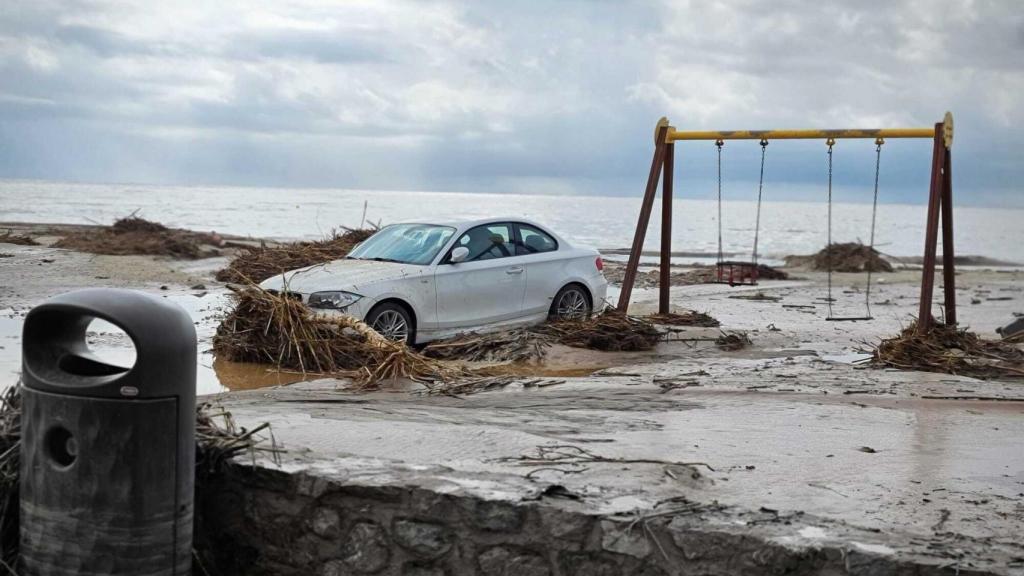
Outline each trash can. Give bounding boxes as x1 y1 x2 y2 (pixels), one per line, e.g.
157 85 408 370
20 288 196 576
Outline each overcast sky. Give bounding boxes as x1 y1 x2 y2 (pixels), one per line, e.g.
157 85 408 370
0 1 1021 205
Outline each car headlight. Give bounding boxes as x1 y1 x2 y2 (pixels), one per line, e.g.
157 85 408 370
308 291 363 310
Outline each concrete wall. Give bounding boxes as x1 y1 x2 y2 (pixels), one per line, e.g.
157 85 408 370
194 463 990 576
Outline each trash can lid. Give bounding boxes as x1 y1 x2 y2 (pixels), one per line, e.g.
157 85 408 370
22 288 197 399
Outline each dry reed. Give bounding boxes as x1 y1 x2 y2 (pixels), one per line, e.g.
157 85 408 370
212 286 461 387
215 228 375 284
869 320 1024 379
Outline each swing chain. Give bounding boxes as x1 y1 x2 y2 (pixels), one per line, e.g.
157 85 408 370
826 138 835 319
865 137 884 318
752 138 768 268
716 139 724 267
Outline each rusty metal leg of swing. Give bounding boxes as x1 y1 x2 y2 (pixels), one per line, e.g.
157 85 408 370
940 146 956 326
917 123 945 333
618 126 669 313
659 143 674 315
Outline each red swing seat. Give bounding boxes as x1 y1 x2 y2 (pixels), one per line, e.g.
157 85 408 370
713 260 759 286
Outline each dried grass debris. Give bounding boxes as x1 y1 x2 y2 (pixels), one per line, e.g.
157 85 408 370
602 261 787 288
195 402 278 477
215 228 375 284
0 230 38 246
868 320 1024 380
212 286 460 387
538 309 662 352
53 215 222 259
422 329 552 363
0 387 20 569
785 242 892 273
646 311 720 328
715 331 752 351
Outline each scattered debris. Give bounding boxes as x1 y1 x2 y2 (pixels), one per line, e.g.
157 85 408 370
496 444 715 474
858 446 878 453
423 376 566 396
0 230 38 246
215 227 375 284
657 380 701 393
537 309 662 351
997 317 1024 341
422 329 552 363
646 311 720 327
785 242 893 273
602 261 786 288
212 286 460 387
868 320 1024 380
715 331 752 351
729 292 782 302
53 215 223 259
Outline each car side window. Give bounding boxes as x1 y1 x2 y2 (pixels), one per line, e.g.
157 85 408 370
515 224 558 255
453 223 514 262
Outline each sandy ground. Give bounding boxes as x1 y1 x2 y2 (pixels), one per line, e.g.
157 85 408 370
3 226 1024 572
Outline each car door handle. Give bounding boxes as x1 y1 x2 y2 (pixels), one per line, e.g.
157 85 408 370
505 266 524 274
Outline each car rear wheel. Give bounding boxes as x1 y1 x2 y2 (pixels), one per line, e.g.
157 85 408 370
550 284 591 321
367 303 414 345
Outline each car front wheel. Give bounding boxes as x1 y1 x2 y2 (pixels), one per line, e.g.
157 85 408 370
550 285 591 321
366 303 414 345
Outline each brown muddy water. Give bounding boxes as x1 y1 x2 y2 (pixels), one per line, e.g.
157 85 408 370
0 288 626 395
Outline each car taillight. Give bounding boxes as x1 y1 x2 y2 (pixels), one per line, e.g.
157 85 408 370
595 256 604 272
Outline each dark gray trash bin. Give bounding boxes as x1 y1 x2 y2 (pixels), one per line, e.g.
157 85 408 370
20 288 196 575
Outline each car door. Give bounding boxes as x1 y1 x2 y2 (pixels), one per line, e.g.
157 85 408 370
513 222 566 317
433 223 527 330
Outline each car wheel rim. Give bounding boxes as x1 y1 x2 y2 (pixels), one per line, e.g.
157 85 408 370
556 290 588 320
372 310 409 342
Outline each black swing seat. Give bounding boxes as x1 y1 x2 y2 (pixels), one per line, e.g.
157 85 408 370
825 316 874 322
713 260 759 286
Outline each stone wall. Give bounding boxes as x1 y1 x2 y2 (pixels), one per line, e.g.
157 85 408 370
194 463 994 576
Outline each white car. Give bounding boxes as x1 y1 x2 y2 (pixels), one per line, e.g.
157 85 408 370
260 217 608 345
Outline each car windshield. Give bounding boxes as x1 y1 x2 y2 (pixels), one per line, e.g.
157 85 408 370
347 224 456 265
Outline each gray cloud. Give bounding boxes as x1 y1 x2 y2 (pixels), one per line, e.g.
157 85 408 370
0 0 1020 205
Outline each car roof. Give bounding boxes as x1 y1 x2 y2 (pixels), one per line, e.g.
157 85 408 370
394 216 548 229
389 217 569 246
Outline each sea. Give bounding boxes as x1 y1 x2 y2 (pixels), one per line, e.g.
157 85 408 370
2 179 1022 264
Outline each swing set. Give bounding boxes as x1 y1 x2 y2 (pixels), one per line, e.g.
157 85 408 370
617 113 956 334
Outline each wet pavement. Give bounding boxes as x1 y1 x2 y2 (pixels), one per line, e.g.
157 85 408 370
215 273 1024 573
3 238 1024 571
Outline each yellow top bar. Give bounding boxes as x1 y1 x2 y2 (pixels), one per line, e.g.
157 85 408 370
667 127 936 142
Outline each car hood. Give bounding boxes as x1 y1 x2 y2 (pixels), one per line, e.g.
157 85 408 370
259 259 428 294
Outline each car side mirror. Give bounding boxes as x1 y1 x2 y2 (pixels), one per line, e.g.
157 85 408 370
450 246 470 264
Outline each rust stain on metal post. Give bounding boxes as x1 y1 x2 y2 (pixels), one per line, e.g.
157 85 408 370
659 143 674 315
940 143 956 326
618 121 670 312
917 123 945 333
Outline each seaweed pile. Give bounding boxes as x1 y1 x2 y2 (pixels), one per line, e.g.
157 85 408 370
215 228 375 284
785 242 892 273
53 215 223 259
0 230 38 246
537 309 662 352
647 311 720 328
212 286 460 387
870 321 1024 380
